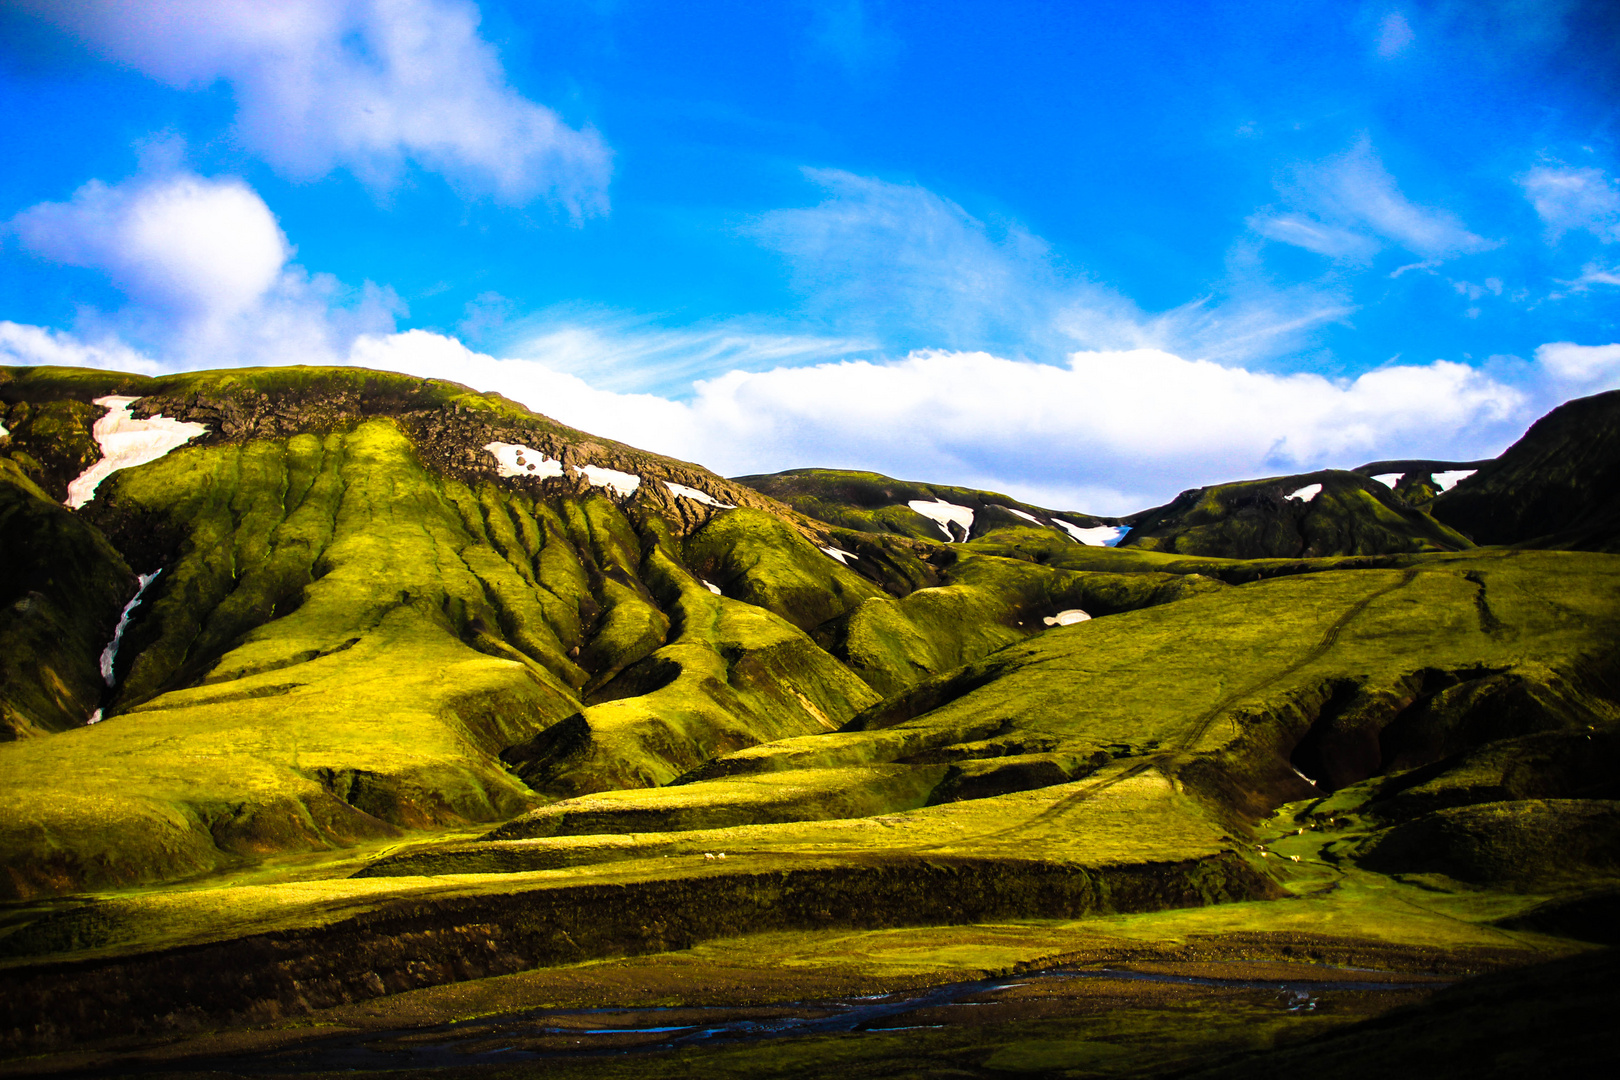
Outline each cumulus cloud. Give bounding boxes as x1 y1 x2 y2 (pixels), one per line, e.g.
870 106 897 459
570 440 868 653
1535 341 1620 389
10 172 290 320
1251 139 1496 264
344 330 1529 513
19 0 610 213
7 169 400 366
1520 165 1620 243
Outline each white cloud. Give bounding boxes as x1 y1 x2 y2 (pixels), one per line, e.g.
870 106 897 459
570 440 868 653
346 331 1529 513
10 172 290 320
7 169 400 367
1535 341 1620 389
20 0 610 213
1520 165 1620 243
1253 139 1496 263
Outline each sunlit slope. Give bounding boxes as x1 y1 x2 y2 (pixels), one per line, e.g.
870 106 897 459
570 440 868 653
430 550 1620 885
1120 469 1473 558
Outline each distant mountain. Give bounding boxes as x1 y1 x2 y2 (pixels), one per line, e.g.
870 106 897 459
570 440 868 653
732 467 1130 545
1117 469 1473 558
1431 388 1620 551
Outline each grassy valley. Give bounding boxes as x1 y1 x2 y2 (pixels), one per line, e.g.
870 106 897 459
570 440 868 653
1 364 1617 1077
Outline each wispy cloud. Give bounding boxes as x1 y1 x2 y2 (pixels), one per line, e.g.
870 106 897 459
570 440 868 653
16 0 611 214
1520 164 1620 243
748 169 1353 367
1251 138 1496 264
501 310 877 396
1376 12 1416 58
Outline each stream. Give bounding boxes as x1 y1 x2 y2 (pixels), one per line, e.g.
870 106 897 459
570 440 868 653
113 963 1449 1075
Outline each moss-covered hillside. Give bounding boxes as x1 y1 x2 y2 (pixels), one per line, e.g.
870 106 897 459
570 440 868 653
2 364 1618 1076
1119 469 1474 558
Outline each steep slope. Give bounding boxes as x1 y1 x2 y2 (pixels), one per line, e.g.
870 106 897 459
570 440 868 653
733 467 1129 545
1119 469 1473 558
1432 388 1620 550
0 459 136 739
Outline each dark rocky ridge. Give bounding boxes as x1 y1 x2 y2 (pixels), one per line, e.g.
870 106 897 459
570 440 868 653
1432 388 1620 550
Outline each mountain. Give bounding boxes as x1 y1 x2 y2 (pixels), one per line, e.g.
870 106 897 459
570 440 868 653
1 364 1618 1077
1116 469 1474 558
1431 388 1620 551
734 467 1130 545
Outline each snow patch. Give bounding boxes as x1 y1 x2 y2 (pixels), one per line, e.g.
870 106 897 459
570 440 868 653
484 441 563 479
0 417 9 439
1286 483 1323 503
1042 609 1091 627
664 481 735 508
66 397 208 509
100 569 161 688
1002 506 1042 524
907 498 974 542
574 464 641 497
820 545 857 565
1433 469 1477 493
86 708 102 725
1370 472 1404 489
701 579 722 595
1291 764 1319 788
1054 520 1128 546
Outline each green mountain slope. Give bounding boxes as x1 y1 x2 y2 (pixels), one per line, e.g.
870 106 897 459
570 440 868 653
1119 469 1474 558
1432 388 1620 550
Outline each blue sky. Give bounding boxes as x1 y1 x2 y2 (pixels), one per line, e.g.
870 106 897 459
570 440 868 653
1 0 1617 513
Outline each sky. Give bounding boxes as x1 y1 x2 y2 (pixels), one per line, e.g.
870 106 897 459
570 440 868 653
1 0 1617 514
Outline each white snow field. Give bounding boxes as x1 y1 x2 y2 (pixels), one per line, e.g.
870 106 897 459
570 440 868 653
1002 505 1042 524
908 498 975 541
1286 483 1323 502
820 545 857 565
1371 473 1404 489
664 481 735 508
66 397 208 509
1433 469 1477 492
573 464 641 497
1054 519 1128 546
1042 609 1091 627
701 580 723 595
484 442 563 479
